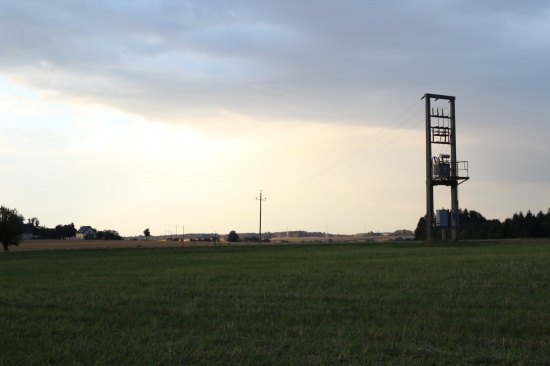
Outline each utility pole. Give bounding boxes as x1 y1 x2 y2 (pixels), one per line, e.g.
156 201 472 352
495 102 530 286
256 190 266 243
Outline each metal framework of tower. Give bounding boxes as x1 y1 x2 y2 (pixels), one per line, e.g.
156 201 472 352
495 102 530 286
424 93 469 241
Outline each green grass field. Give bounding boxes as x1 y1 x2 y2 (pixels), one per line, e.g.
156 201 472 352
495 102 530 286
1 241 549 365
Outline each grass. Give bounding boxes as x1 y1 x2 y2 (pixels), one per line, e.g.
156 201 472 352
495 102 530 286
1 241 549 365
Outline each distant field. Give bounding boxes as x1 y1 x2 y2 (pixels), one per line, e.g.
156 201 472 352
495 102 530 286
270 234 414 244
1 241 548 364
13 239 193 251
13 235 413 251
13 239 277 251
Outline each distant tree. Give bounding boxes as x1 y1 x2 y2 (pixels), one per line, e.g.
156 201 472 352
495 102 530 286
97 230 123 240
413 215 427 240
27 217 40 228
500 218 512 239
543 208 550 236
53 223 77 239
508 212 524 238
227 230 240 242
522 211 535 238
414 207 550 241
458 209 500 240
144 228 150 239
0 206 25 251
393 229 413 236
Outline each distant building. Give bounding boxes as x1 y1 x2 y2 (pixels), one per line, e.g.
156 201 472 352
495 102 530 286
21 224 37 240
76 226 97 240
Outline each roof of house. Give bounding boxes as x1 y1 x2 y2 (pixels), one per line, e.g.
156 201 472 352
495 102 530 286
22 223 35 235
77 226 96 233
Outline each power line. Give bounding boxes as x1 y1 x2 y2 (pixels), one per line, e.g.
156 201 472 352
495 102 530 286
284 113 425 195
272 99 424 198
305 99 424 181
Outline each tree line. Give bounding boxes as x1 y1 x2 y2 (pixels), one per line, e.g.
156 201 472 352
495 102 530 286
27 221 78 239
414 208 550 240
26 221 122 240
1 205 123 251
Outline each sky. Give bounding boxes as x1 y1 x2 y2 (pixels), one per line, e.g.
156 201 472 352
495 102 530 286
1 0 549 237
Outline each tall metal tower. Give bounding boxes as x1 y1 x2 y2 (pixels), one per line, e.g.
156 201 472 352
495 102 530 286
424 93 469 241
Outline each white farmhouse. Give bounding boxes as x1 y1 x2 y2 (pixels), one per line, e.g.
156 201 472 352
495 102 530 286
76 226 97 240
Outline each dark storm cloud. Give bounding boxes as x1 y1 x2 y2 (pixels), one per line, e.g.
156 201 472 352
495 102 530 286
1 0 549 125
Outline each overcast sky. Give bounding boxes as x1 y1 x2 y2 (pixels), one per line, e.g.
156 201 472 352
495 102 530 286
1 1 549 236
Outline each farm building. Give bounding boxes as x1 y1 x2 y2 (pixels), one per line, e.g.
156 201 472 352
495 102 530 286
76 226 97 240
21 224 37 240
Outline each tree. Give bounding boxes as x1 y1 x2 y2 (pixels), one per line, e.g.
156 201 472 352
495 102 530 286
97 230 123 240
416 207 550 241
413 215 427 240
509 212 524 238
543 208 550 237
523 211 535 238
0 206 25 251
27 217 40 228
144 228 151 239
53 223 77 239
227 230 240 242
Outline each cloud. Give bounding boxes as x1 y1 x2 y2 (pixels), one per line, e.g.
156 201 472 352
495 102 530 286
2 1 549 127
